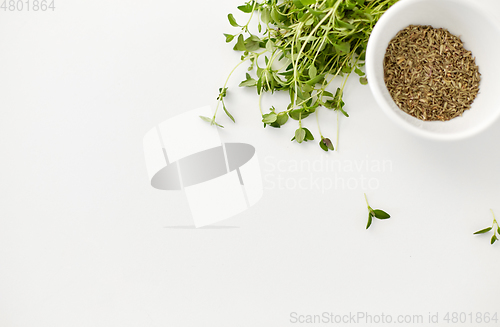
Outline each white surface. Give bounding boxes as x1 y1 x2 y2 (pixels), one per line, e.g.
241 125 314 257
1 0 500 326
158 106 221 163
240 154 263 206
366 0 500 140
185 170 247 228
143 127 165 180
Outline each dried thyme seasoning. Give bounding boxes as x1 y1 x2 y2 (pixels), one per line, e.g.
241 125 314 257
383 25 480 121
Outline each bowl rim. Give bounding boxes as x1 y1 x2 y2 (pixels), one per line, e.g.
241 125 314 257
365 0 500 141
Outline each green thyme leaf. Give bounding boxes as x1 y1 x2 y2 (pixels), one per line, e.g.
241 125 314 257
233 34 246 51
366 214 373 229
306 74 325 86
239 73 257 87
224 33 235 43
245 36 261 52
270 7 286 22
199 116 224 128
237 3 253 13
308 65 317 79
260 8 271 24
276 112 289 126
373 209 390 219
323 138 334 151
473 227 492 235
228 13 239 27
303 128 314 141
300 0 316 5
295 128 306 143
354 67 365 76
333 41 350 54
262 113 278 124
336 20 355 30
223 103 235 123
200 115 212 123
339 107 349 117
319 137 334 152
292 0 304 8
319 139 328 151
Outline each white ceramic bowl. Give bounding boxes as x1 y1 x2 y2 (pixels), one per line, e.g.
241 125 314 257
366 0 500 140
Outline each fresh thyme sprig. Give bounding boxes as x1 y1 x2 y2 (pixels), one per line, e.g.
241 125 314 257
364 193 390 229
473 209 500 245
202 0 399 151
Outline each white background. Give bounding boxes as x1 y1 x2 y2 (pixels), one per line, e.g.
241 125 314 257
1 0 500 326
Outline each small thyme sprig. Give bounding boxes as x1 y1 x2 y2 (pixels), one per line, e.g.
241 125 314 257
473 209 500 245
364 193 391 229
